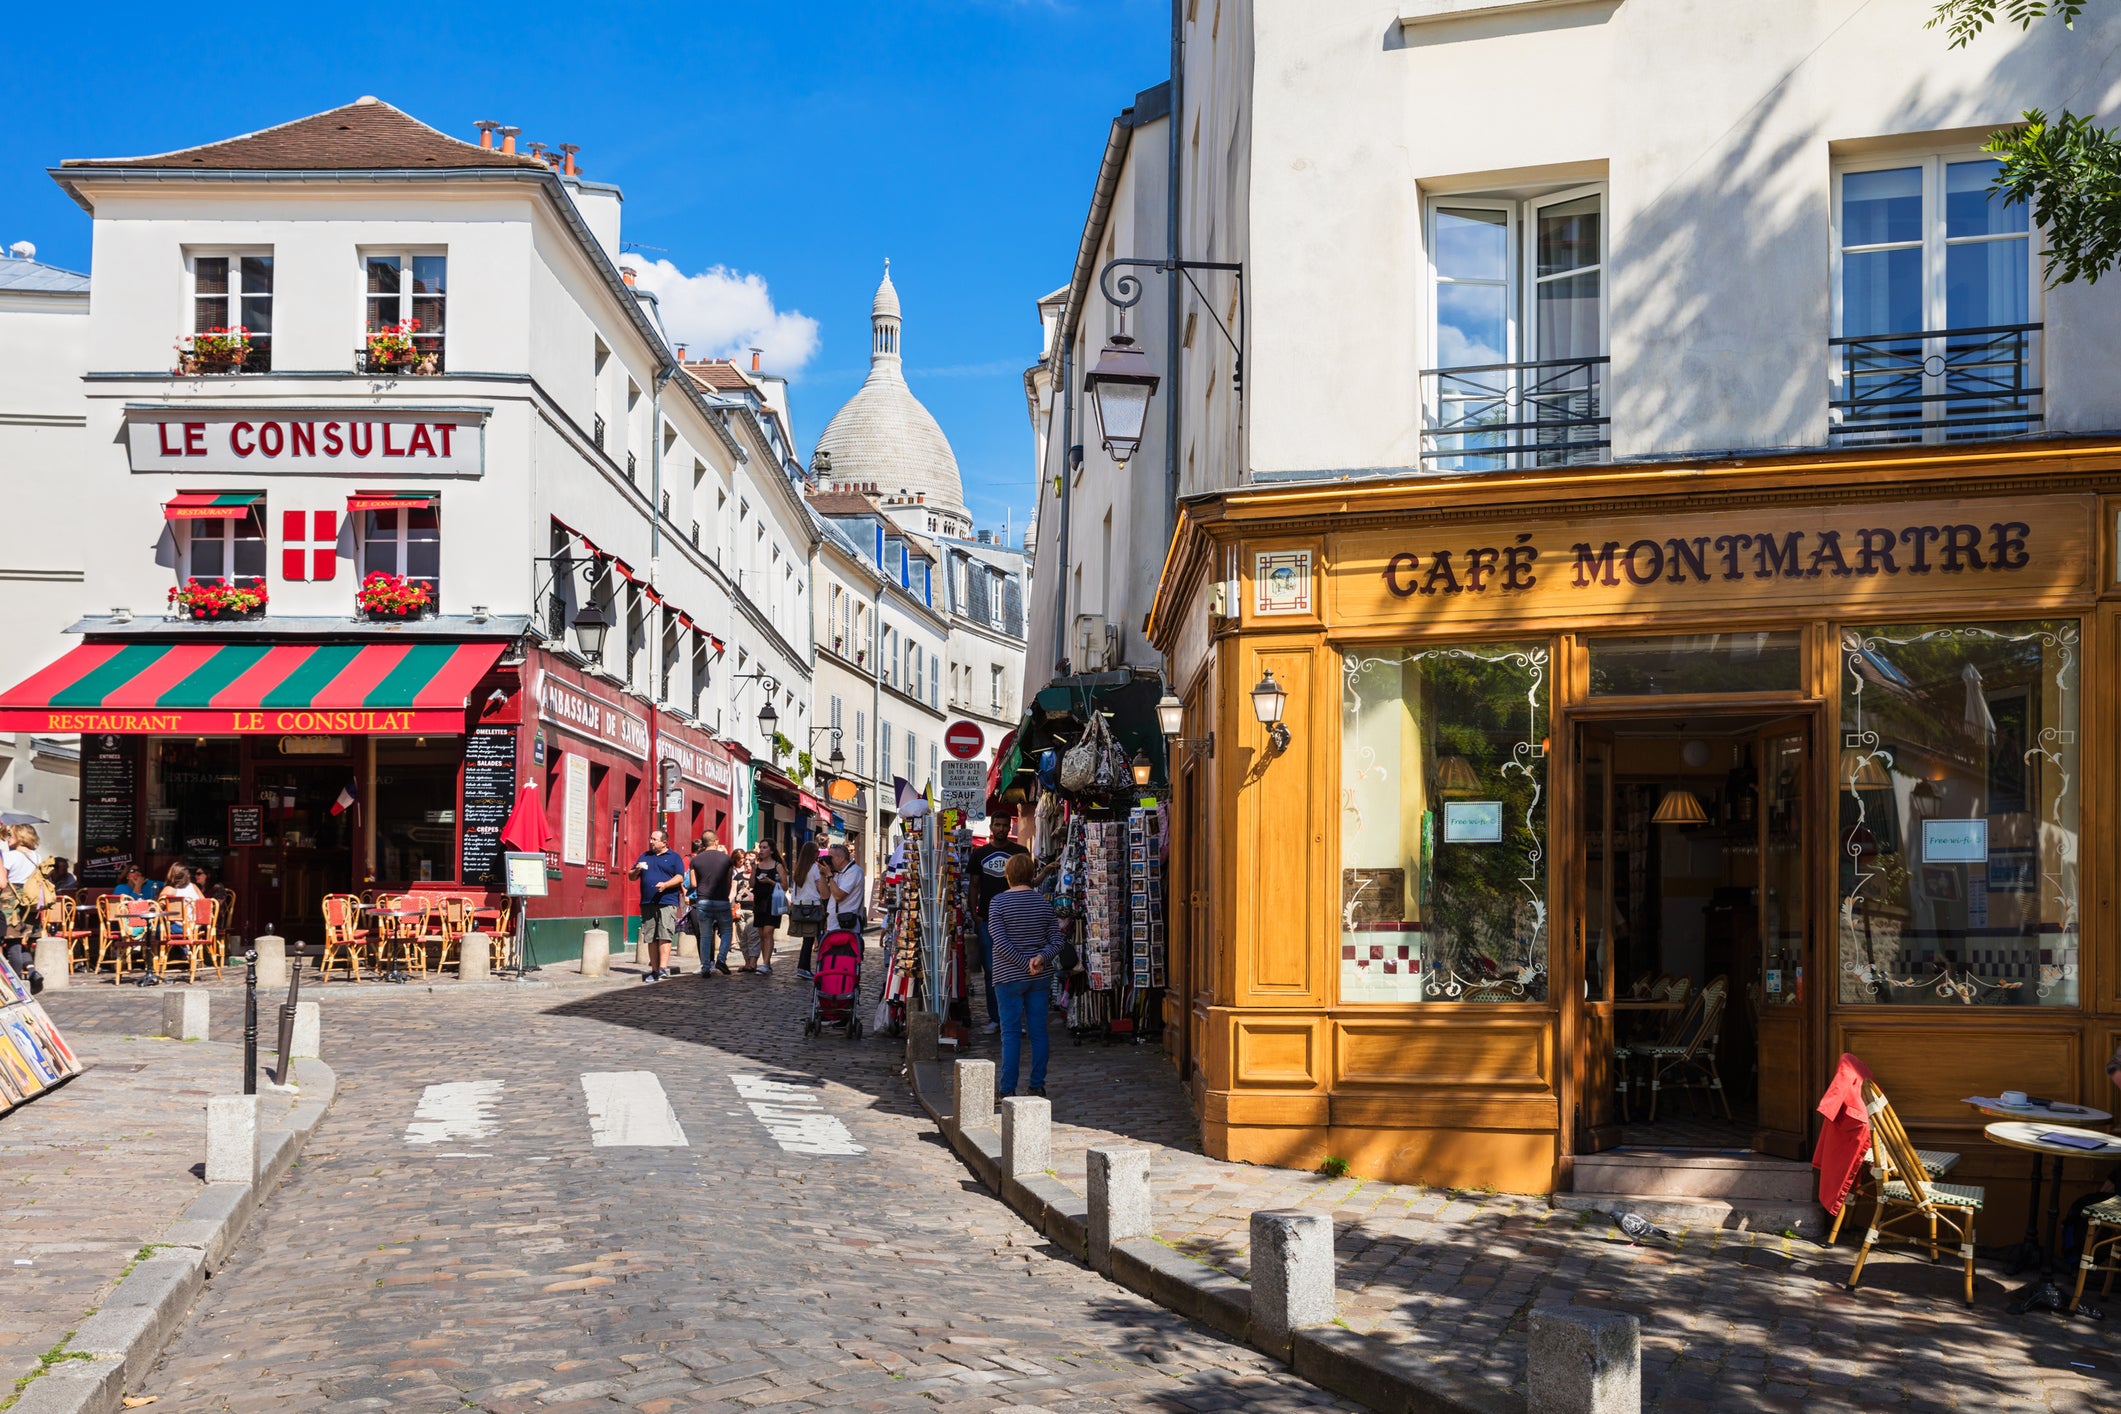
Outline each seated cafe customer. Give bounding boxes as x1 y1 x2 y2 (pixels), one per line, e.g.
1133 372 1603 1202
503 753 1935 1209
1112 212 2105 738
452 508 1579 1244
113 865 158 901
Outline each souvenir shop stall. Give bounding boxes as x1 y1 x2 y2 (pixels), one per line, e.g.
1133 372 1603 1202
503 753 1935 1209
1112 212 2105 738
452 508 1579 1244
0 959 82 1114
876 792 976 1039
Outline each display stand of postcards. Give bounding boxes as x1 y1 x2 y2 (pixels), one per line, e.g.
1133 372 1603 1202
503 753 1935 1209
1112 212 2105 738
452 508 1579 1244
0 957 83 1114
1128 806 1167 993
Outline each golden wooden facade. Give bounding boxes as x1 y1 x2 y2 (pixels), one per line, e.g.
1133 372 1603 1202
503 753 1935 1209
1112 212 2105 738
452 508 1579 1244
1147 439 2121 1212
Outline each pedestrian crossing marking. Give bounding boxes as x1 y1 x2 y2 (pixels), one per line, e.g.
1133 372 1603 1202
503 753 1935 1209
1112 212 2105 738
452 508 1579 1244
404 1080 504 1146
731 1073 865 1155
581 1070 690 1148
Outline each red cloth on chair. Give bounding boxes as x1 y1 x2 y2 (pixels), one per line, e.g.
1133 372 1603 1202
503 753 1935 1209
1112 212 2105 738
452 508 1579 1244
1811 1052 1877 1214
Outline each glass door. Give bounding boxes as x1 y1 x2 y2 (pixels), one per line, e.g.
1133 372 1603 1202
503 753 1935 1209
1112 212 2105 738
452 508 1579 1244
1575 726 1621 1151
1752 718 1813 1156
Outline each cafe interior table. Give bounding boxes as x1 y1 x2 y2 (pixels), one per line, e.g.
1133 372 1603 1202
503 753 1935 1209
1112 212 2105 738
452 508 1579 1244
1982 1120 2121 1315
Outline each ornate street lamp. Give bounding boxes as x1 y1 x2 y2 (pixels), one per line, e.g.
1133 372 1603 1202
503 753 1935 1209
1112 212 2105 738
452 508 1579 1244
1250 670 1290 753
1155 690 1185 738
757 698 779 734
1082 329 1160 467
568 601 612 660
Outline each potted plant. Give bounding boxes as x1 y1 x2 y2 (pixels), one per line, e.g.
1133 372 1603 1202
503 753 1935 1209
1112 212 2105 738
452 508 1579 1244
174 326 251 374
168 578 268 620
365 318 421 373
355 571 434 619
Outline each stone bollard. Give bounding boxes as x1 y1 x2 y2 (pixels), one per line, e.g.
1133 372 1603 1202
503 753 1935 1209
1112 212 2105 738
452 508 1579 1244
205 1094 259 1184
1087 1145 1153 1275
676 925 700 962
580 927 611 979
952 1058 996 1133
906 1009 940 1063
1528 1307 1641 1414
1000 1095 1051 1178
1249 1209 1336 1358
160 989 210 1041
32 935 70 990
289 1000 320 1060
252 932 288 989
458 932 491 983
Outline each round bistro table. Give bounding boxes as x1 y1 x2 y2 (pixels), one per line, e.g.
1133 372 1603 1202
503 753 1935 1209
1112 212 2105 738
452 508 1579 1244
1983 1120 2121 1316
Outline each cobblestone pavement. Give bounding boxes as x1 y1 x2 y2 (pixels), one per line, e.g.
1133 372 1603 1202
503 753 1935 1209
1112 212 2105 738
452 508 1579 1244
2 1028 299 1391
38 955 1351 1414
1013 1031 2120 1413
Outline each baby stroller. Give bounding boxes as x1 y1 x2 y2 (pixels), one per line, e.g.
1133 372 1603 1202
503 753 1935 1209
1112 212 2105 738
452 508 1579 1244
804 929 864 1040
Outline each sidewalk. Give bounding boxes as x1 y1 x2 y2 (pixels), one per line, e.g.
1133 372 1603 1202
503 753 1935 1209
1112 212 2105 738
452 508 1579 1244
1001 1032 2114 1413
0 1032 294 1394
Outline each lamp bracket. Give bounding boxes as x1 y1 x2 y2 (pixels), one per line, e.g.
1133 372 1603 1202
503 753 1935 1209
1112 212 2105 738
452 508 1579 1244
1171 731 1216 763
1097 256 1246 394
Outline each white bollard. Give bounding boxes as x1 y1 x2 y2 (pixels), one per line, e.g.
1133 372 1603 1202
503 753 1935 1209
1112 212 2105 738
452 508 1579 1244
953 1058 996 1133
205 1094 259 1184
1087 1145 1154 1274
252 933 288 990
1528 1307 1642 1414
160 989 209 1041
32 936 70 990
1249 1209 1336 1357
1000 1095 1051 1178
458 931 491 982
580 927 611 979
289 1000 320 1060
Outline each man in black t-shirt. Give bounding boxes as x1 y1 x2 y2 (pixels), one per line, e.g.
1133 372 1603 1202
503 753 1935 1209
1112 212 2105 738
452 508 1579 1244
690 834 737 977
969 808 1030 1030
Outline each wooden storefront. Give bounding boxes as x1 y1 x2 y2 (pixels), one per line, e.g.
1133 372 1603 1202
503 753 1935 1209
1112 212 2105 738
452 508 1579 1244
1148 439 2121 1223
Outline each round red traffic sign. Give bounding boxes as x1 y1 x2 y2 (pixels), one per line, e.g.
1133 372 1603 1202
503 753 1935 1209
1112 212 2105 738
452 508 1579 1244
943 720 985 760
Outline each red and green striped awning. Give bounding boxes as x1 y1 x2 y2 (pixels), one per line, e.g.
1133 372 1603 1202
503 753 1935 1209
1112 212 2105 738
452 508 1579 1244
164 493 262 521
0 640 505 735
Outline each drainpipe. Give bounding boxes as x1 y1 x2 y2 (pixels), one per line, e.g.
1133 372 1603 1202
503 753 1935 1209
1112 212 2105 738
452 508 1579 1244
1052 336 1076 677
1165 0 1184 535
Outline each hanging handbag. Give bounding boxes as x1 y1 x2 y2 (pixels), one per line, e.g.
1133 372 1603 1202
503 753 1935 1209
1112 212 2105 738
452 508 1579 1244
1059 717 1102 794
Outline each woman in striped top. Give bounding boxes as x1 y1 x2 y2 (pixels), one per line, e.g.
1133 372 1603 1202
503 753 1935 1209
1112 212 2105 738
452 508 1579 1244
987 852 1065 1098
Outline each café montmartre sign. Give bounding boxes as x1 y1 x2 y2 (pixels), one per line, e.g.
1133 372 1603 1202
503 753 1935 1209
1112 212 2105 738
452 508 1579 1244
1327 495 2095 626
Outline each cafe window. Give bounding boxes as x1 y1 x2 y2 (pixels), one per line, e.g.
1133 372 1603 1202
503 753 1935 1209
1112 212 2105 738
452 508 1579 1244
359 507 440 598
376 739 460 883
364 252 447 372
1340 642 1551 1003
190 252 272 371
179 506 268 585
145 738 241 870
1838 620 2079 1007
1588 632 1804 696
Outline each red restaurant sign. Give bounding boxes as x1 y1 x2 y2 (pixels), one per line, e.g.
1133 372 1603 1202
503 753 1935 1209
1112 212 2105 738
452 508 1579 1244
127 408 486 477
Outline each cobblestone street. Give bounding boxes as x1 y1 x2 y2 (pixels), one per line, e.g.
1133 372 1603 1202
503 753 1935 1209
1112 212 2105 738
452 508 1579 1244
37 961 1350 1414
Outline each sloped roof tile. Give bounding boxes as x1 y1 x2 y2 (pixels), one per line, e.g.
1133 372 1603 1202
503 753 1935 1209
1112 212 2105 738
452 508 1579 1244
63 97 544 172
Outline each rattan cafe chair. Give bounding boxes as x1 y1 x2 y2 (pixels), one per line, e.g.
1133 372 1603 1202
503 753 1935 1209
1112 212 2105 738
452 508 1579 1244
1845 1079 1984 1306
2071 1196 2121 1313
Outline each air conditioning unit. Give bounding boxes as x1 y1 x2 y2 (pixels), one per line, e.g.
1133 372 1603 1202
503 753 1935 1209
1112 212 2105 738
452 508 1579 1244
1074 613 1119 672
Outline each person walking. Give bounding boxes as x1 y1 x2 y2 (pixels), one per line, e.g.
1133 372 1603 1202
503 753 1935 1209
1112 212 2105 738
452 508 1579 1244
826 841 866 935
1 825 45 990
749 841 784 976
626 828 686 982
969 808 1030 1035
690 833 737 977
789 841 826 978
987 853 1064 1099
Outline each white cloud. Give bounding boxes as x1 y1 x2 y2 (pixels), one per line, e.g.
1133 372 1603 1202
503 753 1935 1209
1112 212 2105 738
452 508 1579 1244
621 257 821 375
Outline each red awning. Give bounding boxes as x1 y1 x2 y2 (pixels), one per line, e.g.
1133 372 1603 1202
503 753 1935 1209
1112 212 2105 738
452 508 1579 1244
347 491 438 513
164 493 261 521
797 790 827 816
0 639 506 734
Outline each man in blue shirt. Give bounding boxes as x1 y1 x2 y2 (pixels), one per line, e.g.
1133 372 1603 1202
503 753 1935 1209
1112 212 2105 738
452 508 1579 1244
627 828 686 983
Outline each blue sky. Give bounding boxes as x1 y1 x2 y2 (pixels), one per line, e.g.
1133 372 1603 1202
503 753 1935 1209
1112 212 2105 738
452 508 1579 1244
2 1 1172 540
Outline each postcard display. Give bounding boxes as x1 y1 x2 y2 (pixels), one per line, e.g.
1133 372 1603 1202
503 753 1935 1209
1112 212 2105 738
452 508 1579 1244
879 812 975 1025
0 958 83 1113
1064 804 1169 1035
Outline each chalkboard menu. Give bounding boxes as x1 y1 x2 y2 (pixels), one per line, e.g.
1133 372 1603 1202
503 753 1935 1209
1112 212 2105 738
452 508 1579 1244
228 805 265 847
79 735 138 883
459 725 518 886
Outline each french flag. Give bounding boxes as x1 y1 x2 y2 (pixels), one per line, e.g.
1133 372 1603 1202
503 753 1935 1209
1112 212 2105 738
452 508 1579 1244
330 778 360 817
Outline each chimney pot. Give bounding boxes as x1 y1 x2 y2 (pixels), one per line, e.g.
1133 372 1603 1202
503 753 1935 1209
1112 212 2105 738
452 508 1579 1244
559 142 580 177
620 266 638 288
527 141 546 160
676 344 688 361
475 119 498 150
499 126 520 155
750 349 762 372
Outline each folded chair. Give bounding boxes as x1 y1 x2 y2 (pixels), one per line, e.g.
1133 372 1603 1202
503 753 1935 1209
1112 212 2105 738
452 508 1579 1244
1846 1079 1984 1306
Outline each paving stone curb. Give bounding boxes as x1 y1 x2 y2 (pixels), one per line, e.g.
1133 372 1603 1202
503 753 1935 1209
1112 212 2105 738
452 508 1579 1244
6 1057 339 1414
908 1058 1515 1414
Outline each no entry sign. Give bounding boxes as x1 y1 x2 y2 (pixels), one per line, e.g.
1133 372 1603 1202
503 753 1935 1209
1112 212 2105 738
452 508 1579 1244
944 720 985 760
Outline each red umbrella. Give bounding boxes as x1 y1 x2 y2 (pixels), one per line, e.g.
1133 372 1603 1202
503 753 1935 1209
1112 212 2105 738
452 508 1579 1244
499 780 551 853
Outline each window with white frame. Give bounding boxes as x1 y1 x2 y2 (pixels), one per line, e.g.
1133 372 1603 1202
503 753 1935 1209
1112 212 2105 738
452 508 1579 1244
363 252 446 371
929 652 940 708
928 741 938 790
906 729 916 784
880 718 893 781
1423 186 1606 470
854 709 868 776
359 506 441 599
178 504 267 584
189 253 273 371
991 664 1004 712
1832 153 2038 445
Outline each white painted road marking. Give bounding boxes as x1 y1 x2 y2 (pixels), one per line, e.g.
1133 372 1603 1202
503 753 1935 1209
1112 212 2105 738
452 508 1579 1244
404 1080 505 1146
731 1073 865 1155
581 1071 690 1147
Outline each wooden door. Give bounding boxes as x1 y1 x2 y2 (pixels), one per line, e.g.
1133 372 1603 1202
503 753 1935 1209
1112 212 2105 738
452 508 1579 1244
1575 726 1622 1152
1752 718 1813 1157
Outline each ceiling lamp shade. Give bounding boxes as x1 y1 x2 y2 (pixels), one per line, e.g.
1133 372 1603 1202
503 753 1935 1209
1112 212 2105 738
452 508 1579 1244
1435 755 1482 797
1651 787 1709 826
1838 745 1892 789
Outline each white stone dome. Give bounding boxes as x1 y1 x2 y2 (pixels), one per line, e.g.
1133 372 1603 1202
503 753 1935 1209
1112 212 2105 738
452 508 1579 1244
815 261 965 519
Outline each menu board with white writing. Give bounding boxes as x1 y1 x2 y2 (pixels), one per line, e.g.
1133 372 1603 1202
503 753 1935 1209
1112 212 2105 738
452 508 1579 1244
563 753 590 866
459 725 518 886
80 735 138 883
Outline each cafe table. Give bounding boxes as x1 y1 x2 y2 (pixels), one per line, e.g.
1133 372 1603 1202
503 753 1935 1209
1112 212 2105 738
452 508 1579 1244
1982 1120 2121 1315
1963 1095 2113 1276
362 903 427 983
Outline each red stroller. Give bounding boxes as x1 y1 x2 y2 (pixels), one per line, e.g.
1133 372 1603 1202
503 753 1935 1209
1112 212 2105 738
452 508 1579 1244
804 929 865 1040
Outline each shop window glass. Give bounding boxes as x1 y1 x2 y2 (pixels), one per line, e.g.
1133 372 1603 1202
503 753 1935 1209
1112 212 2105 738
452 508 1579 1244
1588 632 1803 696
181 508 267 586
361 508 440 597
1838 620 2079 1007
376 739 461 883
145 739 241 871
1340 643 1550 1003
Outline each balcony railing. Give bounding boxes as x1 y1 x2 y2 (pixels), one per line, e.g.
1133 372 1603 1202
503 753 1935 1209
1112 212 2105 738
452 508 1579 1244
1419 355 1609 472
356 344 445 376
1829 322 2042 446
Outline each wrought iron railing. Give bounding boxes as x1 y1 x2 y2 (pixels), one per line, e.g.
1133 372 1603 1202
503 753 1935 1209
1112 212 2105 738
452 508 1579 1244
356 344 444 376
1419 355 1609 471
1829 322 2042 445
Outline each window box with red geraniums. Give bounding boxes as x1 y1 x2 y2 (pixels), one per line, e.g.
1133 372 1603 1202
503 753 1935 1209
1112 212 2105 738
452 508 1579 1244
175 327 251 374
168 579 267 621
356 571 434 619
364 318 437 375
